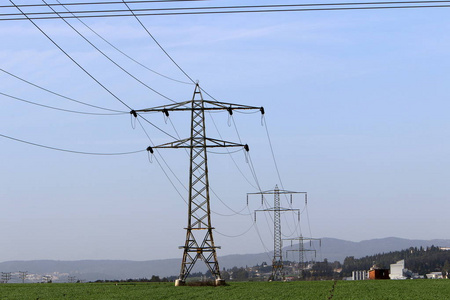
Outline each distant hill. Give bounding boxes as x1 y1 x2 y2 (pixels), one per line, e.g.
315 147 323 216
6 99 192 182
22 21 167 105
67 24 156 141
1 237 449 282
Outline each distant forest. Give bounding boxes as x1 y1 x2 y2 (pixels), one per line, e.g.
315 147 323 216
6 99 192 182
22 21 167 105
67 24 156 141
341 246 450 277
93 246 450 282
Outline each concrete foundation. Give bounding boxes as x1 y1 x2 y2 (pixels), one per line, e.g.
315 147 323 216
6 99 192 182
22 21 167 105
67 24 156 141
174 279 186 286
215 279 226 286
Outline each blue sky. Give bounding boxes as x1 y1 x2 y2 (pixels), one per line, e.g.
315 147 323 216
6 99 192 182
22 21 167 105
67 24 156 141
1 1 450 263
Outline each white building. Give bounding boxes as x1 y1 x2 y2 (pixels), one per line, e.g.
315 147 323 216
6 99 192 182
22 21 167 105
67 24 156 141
390 260 406 279
390 259 424 279
426 272 443 279
352 270 368 280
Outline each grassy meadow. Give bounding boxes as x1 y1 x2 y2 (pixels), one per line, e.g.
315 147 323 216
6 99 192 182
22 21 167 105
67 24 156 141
0 280 449 299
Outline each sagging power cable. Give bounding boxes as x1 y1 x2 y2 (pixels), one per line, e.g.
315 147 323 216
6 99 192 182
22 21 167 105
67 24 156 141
0 91 126 115
8 0 133 111
0 132 145 155
0 68 125 113
42 0 176 103
55 0 192 84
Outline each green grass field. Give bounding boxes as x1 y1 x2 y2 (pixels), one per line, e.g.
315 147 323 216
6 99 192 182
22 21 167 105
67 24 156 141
0 280 449 300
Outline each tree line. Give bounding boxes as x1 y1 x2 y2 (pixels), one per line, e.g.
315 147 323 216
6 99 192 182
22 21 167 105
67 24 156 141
342 245 450 277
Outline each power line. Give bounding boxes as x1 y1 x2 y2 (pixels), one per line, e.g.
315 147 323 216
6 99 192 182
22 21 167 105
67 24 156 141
41 0 175 103
0 132 146 155
54 0 192 85
136 114 179 140
214 221 255 238
262 115 302 238
136 117 189 205
2 1 450 20
5 0 450 16
0 0 208 9
0 68 125 113
120 0 196 84
208 113 259 190
10 2 182 145
8 0 133 111
0 91 126 115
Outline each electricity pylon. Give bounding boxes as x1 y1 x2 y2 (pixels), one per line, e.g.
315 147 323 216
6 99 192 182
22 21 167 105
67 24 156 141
285 235 321 272
19 271 28 283
248 185 304 281
135 84 263 286
1 272 11 283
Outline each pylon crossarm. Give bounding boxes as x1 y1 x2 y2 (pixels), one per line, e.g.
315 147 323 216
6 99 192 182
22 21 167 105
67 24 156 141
149 138 191 149
247 190 307 195
255 208 300 212
148 137 247 149
134 100 192 113
202 100 263 113
179 246 221 251
284 237 321 241
203 137 246 148
134 100 263 114
287 249 316 253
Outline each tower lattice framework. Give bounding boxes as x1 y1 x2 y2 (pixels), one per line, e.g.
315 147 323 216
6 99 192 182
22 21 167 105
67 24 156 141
285 235 321 272
248 185 304 281
136 84 263 285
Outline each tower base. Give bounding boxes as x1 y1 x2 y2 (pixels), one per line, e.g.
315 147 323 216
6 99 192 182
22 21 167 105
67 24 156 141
215 279 226 286
174 279 186 286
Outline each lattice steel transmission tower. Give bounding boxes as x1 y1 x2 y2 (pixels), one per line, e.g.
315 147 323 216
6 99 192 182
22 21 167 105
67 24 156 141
248 185 304 281
1 272 11 283
135 84 263 286
285 235 321 273
19 271 28 283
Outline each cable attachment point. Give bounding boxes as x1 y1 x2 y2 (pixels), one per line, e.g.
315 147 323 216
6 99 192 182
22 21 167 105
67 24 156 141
227 105 233 115
146 146 154 163
260 108 265 126
244 144 250 163
227 106 233 127
130 110 137 129
162 108 170 124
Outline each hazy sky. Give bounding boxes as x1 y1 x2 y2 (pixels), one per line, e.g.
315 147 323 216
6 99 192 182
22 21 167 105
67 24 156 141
1 1 449 263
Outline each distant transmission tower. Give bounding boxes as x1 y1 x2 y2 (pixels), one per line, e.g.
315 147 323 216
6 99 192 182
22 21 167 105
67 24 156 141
285 235 321 273
248 185 304 281
135 84 263 286
1 272 11 283
19 271 28 283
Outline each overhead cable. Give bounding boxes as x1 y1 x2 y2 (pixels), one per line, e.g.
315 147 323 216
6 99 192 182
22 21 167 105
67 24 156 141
0 68 125 113
55 0 192 84
2 1 450 20
214 221 255 238
8 0 133 111
42 0 175 103
0 132 145 155
136 117 189 204
0 91 126 115
0 0 208 9
120 0 196 84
